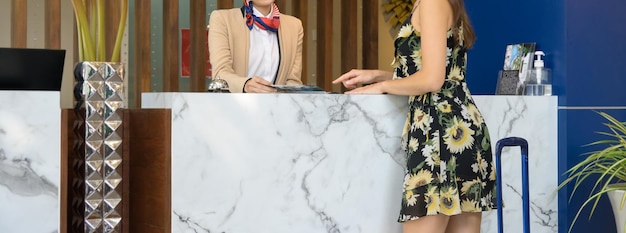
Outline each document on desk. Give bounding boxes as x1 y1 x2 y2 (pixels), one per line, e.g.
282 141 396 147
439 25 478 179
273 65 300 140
269 84 327 93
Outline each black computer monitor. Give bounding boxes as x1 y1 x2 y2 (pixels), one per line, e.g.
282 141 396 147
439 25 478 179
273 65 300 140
0 47 66 91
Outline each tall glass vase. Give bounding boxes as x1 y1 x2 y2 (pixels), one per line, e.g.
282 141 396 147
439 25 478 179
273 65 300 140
72 61 126 232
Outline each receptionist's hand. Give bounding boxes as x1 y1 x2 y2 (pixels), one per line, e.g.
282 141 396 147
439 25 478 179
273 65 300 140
244 76 277 93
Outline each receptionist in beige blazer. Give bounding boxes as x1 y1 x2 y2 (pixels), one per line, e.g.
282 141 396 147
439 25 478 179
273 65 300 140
208 0 304 93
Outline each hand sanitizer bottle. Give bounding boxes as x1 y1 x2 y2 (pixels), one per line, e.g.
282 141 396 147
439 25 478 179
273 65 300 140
524 51 552 96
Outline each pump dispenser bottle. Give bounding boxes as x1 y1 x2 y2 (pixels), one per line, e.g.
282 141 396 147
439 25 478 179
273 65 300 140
524 51 552 96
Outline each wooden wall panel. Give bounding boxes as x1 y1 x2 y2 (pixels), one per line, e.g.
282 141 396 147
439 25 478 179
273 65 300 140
163 0 180 92
104 1 122 61
45 0 61 49
275 0 286 10
11 0 27 48
292 0 308 84
217 0 234 10
133 0 151 108
362 0 379 69
341 0 358 92
189 0 207 92
317 0 333 91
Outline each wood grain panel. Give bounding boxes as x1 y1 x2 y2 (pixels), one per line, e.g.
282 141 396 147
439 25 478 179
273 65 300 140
126 109 172 233
105 0 122 61
275 0 286 11
317 0 333 91
11 0 27 48
121 110 131 233
189 0 207 92
133 0 151 108
45 0 61 49
60 109 75 233
341 0 357 93
292 0 308 84
163 0 180 92
217 0 234 9
362 0 379 69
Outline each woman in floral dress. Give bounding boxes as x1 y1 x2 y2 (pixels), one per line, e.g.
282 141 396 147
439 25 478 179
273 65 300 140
332 0 496 232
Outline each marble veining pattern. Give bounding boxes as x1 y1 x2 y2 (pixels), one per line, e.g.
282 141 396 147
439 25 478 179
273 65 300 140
143 93 558 233
0 91 60 233
475 96 559 233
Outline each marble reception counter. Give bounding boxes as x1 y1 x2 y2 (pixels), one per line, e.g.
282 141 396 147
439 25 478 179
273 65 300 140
0 91 60 233
142 93 558 233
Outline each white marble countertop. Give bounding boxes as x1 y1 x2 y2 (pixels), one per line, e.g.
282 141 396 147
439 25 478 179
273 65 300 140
142 93 558 233
0 91 60 233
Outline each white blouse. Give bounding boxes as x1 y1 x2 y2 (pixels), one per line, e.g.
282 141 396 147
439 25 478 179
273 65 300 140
247 7 280 84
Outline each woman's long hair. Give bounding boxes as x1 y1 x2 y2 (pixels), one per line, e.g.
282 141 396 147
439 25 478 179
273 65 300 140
449 0 475 48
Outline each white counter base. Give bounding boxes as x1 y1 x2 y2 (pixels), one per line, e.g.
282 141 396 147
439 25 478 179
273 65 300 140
143 93 558 233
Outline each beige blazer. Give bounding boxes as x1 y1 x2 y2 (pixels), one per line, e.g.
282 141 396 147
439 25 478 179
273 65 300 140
208 8 303 93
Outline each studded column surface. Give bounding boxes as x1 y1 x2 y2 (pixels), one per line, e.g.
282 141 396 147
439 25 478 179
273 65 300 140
73 62 126 233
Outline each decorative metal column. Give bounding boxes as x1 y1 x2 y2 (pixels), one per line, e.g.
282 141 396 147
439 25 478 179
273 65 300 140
73 61 126 232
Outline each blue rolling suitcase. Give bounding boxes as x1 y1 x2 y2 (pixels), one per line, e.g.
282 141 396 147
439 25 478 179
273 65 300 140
495 137 530 233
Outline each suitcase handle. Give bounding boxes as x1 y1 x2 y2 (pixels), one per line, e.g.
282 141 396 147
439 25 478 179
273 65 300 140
495 137 530 233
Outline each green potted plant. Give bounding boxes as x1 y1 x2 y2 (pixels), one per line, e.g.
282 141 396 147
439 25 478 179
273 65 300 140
70 0 128 62
69 0 129 105
68 1 130 232
558 111 626 233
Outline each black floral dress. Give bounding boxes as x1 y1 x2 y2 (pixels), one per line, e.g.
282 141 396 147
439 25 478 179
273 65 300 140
393 19 498 222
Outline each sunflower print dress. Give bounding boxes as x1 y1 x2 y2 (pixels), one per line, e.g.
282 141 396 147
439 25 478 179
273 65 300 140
393 19 498 222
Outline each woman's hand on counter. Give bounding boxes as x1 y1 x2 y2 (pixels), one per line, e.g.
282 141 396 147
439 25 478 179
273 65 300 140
244 77 277 93
333 69 392 90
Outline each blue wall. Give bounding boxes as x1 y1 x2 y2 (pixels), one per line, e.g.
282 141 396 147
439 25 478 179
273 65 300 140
464 0 565 96
565 0 626 107
465 0 626 232
561 1 626 232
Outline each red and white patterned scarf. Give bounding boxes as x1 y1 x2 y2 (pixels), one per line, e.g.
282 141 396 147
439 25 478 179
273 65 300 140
244 1 280 32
